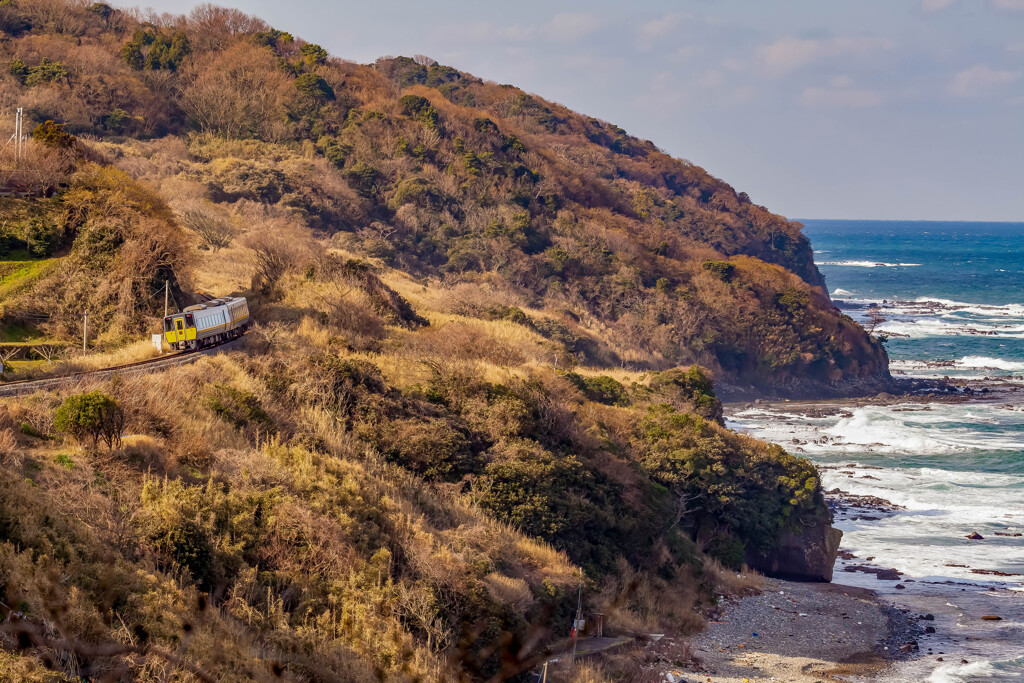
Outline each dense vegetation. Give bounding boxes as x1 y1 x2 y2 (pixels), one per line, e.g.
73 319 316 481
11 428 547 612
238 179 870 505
0 0 888 394
0 2 866 680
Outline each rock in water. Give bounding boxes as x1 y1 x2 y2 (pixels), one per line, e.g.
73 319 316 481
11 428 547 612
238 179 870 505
966 531 984 540
746 523 843 582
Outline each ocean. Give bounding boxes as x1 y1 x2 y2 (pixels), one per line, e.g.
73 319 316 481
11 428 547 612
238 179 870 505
727 220 1024 682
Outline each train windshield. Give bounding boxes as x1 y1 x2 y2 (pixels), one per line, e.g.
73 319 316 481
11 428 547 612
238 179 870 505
163 317 174 333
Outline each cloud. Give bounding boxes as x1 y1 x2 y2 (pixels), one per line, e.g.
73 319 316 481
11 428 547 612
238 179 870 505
639 12 687 39
921 0 958 11
542 13 602 42
948 64 1020 97
990 0 1024 10
755 36 894 76
800 86 884 107
697 70 724 88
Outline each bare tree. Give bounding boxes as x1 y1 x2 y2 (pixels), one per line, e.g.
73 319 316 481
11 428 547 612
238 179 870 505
0 347 19 373
177 207 235 251
866 306 886 336
179 42 293 141
244 226 306 297
32 344 64 364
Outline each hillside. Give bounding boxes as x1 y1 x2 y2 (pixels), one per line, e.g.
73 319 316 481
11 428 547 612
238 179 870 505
0 0 889 396
0 2 873 681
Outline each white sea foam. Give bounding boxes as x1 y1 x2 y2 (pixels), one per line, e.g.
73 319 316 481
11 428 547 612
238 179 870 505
733 403 1024 455
819 260 923 267
831 288 855 296
889 357 1024 379
956 356 1024 371
928 660 1001 682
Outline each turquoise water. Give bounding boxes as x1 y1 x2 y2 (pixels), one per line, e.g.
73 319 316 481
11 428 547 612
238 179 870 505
729 220 1024 682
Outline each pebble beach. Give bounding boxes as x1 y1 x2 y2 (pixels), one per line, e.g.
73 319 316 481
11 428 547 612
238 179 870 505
655 579 920 682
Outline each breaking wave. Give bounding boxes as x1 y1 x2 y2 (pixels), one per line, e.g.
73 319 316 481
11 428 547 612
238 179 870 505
819 260 923 267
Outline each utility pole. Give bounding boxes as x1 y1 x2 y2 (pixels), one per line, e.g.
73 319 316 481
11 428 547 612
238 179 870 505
569 569 583 668
82 312 88 352
9 108 24 163
164 280 169 317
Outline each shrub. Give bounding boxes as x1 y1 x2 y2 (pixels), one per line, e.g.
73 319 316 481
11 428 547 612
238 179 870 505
702 259 735 281
633 404 826 563
177 207 235 251
295 73 335 101
54 391 124 450
204 385 275 432
359 417 475 480
9 58 67 86
398 94 438 129
564 373 628 407
299 42 329 66
33 120 76 149
648 366 722 423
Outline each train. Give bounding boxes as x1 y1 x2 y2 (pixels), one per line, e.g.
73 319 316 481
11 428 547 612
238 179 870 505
163 296 250 351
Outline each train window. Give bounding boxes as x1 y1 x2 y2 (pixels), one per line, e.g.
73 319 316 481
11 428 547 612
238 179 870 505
184 313 195 327
164 318 173 333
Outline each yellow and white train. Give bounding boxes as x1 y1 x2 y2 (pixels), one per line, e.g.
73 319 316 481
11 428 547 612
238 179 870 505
163 296 250 351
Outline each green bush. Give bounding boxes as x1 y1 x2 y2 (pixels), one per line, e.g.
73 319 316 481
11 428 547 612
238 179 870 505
18 422 45 439
564 373 628 406
633 404 826 563
299 43 329 66
398 94 438 129
702 259 735 281
54 391 124 450
295 73 335 101
8 57 66 86
649 366 722 422
32 120 76 149
205 385 275 432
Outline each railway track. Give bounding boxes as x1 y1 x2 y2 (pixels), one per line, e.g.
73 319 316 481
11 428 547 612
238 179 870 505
0 334 247 397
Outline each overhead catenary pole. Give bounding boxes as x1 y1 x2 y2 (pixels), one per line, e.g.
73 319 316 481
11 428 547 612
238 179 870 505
164 280 169 317
82 312 88 352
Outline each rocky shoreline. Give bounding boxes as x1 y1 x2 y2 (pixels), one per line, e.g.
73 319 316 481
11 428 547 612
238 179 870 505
713 377 1024 681
654 578 923 682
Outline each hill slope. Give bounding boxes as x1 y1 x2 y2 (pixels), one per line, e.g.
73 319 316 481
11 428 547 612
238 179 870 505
0 0 889 396
0 2 877 681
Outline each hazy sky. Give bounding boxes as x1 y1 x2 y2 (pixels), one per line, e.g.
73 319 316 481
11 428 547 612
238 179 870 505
136 0 1023 222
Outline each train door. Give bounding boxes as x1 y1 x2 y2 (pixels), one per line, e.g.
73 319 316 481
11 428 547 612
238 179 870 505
175 317 186 346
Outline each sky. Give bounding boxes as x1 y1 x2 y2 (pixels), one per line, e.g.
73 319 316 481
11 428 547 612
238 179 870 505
134 0 1024 222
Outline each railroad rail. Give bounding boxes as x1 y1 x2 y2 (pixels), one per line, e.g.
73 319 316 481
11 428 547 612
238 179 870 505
0 334 247 397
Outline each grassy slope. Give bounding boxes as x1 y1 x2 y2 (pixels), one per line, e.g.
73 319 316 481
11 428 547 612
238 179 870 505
0 3 855 680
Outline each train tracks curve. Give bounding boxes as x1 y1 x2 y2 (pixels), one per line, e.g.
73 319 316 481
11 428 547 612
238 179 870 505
0 335 247 398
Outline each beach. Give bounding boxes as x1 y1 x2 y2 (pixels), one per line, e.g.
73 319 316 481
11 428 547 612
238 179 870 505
653 578 917 682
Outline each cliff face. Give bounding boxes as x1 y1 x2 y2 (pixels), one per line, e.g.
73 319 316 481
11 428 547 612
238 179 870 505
0 6 886 396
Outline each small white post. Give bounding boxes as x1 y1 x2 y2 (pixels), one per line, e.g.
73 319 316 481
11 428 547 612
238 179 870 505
83 313 88 352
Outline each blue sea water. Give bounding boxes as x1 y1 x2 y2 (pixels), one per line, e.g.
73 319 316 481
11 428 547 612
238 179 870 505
728 220 1024 682
804 219 1024 378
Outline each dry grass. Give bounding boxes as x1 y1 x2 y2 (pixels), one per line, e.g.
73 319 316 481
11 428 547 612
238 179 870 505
704 558 765 597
